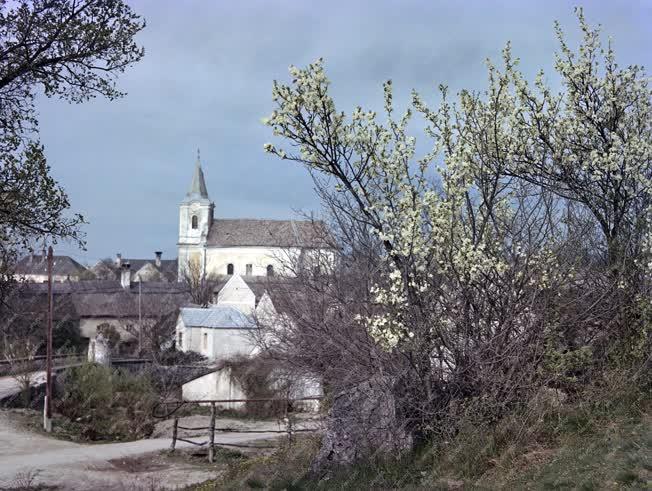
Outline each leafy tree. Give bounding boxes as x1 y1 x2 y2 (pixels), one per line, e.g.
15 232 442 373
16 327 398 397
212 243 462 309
0 0 145 297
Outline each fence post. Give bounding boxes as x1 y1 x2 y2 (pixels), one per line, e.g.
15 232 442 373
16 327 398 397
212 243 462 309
170 416 178 452
286 399 294 448
208 402 216 463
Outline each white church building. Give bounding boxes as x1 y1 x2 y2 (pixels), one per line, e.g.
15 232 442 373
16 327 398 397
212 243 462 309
175 151 332 364
175 153 328 406
178 151 331 281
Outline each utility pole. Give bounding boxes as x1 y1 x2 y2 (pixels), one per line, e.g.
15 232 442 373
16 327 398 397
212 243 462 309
44 246 53 432
138 277 142 354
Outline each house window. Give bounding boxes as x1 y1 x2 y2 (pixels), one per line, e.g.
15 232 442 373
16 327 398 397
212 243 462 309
227 263 234 275
177 331 183 349
202 332 208 350
266 264 274 276
191 215 198 229
245 264 252 275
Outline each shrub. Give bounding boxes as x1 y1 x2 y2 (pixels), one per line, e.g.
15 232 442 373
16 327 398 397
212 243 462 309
222 356 292 419
56 363 157 440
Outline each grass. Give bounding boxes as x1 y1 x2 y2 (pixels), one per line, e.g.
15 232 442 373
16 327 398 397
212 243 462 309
8 408 143 444
503 413 651 490
184 374 651 490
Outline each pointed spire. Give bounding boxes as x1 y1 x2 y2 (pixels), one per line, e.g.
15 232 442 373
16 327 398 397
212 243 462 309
186 148 209 200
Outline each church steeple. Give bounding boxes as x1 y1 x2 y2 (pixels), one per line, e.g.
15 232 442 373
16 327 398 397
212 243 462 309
186 148 209 200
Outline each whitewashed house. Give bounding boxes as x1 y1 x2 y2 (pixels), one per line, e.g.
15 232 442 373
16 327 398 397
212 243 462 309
14 253 89 282
175 304 258 360
177 273 322 408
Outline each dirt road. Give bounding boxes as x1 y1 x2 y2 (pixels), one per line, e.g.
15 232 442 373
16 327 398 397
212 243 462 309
0 410 287 490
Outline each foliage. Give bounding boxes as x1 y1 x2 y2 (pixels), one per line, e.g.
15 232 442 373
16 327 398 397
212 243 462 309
187 372 650 490
96 322 121 349
158 347 208 366
222 355 291 418
56 363 157 440
0 0 145 300
187 436 321 491
51 320 86 353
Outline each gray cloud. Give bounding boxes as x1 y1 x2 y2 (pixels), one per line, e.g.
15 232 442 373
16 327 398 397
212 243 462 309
35 0 652 264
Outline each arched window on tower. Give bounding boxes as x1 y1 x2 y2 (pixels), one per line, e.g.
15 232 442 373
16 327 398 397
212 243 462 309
266 264 274 277
227 263 234 275
191 215 198 229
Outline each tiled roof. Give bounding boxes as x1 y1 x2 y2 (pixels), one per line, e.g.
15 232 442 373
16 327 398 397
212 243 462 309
207 274 291 300
206 219 332 248
180 306 256 329
92 258 178 282
15 281 190 319
14 255 88 277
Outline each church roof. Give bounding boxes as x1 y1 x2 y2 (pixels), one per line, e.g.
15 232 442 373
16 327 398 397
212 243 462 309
206 219 332 248
185 151 209 201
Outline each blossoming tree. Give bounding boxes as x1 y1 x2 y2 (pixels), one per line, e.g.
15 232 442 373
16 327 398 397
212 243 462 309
262 9 651 446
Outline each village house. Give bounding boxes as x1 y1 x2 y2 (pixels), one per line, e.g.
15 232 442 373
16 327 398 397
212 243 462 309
13 277 190 350
178 274 322 407
92 252 178 282
14 253 89 282
175 274 278 360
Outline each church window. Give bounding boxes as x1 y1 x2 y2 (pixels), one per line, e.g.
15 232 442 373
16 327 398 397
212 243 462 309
245 264 252 275
227 263 234 275
177 331 183 349
191 215 198 229
202 332 208 350
266 264 274 276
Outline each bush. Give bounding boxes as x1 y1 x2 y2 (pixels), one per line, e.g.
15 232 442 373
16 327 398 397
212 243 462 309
157 347 208 366
56 363 157 440
222 356 292 419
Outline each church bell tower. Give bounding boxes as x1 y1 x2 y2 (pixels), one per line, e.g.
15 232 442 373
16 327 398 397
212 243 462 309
178 150 214 277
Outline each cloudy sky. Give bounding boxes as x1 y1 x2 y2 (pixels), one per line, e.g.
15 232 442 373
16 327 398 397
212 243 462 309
37 0 651 265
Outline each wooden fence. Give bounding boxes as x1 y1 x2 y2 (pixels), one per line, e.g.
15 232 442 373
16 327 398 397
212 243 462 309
155 397 323 463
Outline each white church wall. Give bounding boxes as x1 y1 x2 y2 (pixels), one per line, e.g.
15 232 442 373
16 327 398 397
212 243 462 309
178 201 212 246
204 246 301 278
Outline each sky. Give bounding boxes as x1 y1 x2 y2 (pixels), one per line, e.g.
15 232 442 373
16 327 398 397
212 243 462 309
35 0 652 265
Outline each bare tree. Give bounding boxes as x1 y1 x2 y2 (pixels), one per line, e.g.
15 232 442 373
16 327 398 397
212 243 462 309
180 259 220 308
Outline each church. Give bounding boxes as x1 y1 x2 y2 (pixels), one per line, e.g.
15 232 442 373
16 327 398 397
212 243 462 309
177 151 331 280
175 153 328 405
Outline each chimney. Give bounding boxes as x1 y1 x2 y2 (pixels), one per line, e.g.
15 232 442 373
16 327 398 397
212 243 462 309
115 253 122 267
120 263 131 289
155 251 162 268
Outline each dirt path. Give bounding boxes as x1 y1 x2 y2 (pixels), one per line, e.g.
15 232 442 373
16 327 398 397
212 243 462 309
0 411 292 490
